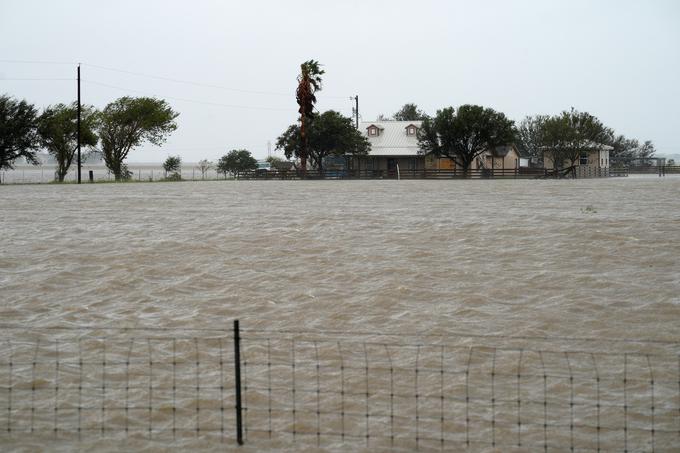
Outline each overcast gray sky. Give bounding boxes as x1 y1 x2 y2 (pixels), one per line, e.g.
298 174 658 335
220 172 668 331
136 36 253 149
1 0 679 162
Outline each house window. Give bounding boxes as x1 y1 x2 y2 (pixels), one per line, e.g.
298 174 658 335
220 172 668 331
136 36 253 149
407 126 416 136
579 152 588 166
368 126 380 137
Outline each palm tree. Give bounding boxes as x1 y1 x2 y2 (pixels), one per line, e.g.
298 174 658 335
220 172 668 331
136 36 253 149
295 60 324 176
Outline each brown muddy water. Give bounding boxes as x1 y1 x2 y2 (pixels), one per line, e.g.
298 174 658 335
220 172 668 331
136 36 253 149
1 178 679 452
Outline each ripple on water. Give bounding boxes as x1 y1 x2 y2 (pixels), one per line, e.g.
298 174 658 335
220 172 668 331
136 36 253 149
1 178 679 450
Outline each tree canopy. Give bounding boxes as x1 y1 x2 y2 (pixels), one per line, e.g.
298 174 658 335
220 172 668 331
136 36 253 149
162 155 181 179
418 105 515 173
216 149 257 177
516 110 656 171
515 115 549 161
377 103 428 121
276 110 370 171
541 108 610 171
0 95 40 170
37 102 98 182
606 134 656 164
98 96 178 180
295 60 324 173
393 103 428 121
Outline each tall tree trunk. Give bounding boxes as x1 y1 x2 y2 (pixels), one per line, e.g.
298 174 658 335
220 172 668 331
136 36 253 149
112 162 123 181
57 162 67 182
300 116 307 179
461 156 472 178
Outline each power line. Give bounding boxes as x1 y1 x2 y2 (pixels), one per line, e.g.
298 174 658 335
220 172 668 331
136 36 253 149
0 75 351 114
0 77 74 81
0 59 352 100
81 62 350 99
82 79 296 112
83 63 294 97
0 59 76 65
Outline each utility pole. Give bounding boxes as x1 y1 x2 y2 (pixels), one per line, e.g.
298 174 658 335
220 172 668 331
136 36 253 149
351 95 359 128
77 63 81 184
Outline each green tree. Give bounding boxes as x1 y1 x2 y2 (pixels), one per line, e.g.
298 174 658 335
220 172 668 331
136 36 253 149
98 97 178 180
162 155 182 180
265 155 282 164
215 156 229 179
418 105 515 175
276 110 370 171
607 134 655 165
516 115 549 161
295 60 324 175
216 149 257 178
265 155 294 171
393 103 428 121
0 95 40 171
265 155 284 166
37 103 98 182
541 108 611 173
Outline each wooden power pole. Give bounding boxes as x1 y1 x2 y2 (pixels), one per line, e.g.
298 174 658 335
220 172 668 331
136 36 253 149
77 64 81 184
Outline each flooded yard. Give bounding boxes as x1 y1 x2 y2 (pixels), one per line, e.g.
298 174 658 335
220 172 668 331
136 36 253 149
1 177 679 451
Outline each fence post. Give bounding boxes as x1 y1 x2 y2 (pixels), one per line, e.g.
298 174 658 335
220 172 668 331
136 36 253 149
233 319 244 445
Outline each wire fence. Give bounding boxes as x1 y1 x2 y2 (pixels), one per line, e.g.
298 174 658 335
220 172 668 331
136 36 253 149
0 335 238 442
0 165 229 184
0 322 679 452
4 165 680 184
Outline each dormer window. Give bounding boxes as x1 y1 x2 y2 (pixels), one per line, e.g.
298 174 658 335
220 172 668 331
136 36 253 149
405 124 418 136
367 125 380 137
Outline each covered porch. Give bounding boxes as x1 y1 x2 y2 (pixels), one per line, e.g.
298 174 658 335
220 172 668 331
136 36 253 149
349 155 425 177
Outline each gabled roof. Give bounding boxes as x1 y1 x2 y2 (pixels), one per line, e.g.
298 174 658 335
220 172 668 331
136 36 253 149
541 141 614 153
492 145 517 157
360 120 423 156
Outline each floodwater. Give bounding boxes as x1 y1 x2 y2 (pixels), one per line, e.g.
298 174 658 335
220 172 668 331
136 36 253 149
1 178 679 452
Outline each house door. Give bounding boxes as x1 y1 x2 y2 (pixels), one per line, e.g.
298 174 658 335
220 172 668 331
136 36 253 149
387 158 397 178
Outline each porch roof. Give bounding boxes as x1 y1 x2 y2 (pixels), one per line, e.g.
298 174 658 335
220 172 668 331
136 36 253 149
364 147 422 156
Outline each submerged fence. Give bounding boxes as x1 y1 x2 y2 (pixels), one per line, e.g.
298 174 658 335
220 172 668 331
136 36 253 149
237 168 550 180
0 166 550 183
1 322 679 451
20 165 680 183
625 165 680 176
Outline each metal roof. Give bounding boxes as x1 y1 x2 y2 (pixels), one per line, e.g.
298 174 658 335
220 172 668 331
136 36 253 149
361 120 423 157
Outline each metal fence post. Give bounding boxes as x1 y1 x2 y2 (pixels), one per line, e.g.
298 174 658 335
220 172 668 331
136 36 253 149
234 320 244 445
